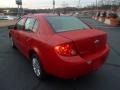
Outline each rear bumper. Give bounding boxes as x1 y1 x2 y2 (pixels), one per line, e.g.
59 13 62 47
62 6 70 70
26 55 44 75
90 45 110 71
45 45 110 79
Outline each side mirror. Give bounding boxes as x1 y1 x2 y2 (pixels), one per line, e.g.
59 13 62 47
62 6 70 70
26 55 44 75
8 25 16 29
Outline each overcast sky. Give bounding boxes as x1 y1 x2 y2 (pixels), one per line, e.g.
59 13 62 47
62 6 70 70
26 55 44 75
0 0 96 9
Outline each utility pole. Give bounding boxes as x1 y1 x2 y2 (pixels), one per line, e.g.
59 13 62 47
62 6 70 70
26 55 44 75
17 5 20 16
74 0 77 8
78 0 81 8
111 0 114 11
96 0 98 11
53 0 55 13
20 4 23 16
16 0 23 17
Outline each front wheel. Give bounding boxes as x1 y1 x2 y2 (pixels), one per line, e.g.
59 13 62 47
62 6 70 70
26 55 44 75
31 54 46 80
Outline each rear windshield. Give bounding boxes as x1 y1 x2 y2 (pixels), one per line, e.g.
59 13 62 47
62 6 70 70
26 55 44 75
46 16 90 32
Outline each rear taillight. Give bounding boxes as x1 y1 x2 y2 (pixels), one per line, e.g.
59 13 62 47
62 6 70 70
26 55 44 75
54 43 77 56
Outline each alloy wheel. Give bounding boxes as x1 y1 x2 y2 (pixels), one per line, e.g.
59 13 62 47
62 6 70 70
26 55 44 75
32 57 41 77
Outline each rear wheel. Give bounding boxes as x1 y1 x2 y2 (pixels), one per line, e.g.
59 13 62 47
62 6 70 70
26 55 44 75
31 54 46 80
10 37 16 49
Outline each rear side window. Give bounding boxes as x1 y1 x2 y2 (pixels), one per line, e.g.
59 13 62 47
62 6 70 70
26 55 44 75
32 20 39 32
46 16 90 32
25 18 35 31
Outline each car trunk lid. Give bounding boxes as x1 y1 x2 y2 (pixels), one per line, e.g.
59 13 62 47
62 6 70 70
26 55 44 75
58 29 107 56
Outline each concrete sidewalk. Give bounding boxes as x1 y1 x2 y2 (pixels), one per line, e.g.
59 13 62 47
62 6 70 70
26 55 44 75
0 20 16 27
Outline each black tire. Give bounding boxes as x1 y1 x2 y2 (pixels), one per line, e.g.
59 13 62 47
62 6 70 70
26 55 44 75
31 54 46 80
10 37 16 49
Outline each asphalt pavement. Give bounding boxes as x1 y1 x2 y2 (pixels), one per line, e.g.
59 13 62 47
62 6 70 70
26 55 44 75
0 18 120 90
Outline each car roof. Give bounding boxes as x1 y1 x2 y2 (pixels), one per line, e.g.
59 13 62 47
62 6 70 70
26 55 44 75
24 13 58 18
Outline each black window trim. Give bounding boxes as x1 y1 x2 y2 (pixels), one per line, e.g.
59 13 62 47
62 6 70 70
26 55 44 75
24 17 39 33
32 19 39 33
15 17 27 30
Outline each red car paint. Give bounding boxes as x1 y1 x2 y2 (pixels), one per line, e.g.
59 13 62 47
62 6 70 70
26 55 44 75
9 14 109 79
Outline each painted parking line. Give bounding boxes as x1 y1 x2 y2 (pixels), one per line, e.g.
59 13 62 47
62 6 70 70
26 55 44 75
95 26 120 29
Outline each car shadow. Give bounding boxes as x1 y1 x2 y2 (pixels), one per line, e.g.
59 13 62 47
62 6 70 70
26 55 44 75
32 71 104 90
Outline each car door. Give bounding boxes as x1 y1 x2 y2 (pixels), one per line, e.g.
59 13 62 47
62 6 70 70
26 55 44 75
18 17 37 57
11 18 27 49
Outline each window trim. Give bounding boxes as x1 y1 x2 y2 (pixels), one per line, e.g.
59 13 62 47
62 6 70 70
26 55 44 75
24 17 36 32
15 17 27 30
32 20 39 33
24 17 39 33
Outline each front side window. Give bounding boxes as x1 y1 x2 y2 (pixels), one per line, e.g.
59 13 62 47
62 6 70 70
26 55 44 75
25 18 35 31
16 18 26 30
46 16 90 32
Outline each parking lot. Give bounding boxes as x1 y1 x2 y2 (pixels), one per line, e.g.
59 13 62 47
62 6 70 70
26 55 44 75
0 18 120 90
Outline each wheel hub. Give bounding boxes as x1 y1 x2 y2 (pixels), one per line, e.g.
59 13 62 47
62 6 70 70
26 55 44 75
32 58 41 77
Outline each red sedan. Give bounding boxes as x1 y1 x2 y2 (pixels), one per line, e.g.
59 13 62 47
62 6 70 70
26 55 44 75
9 14 109 79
